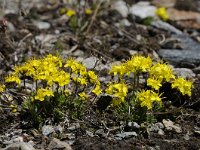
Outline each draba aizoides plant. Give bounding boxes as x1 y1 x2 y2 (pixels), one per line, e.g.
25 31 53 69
3 54 101 126
0 54 193 126
108 55 193 122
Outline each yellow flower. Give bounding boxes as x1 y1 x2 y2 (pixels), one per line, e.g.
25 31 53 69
105 82 128 106
5 75 21 85
73 77 88 85
85 8 92 15
0 84 5 92
156 7 169 21
137 90 162 110
35 88 54 101
109 64 127 77
92 85 102 96
88 71 98 83
53 71 70 86
78 92 88 100
147 78 162 90
66 9 76 17
64 90 72 96
64 58 87 75
172 77 192 96
149 62 175 82
124 55 152 74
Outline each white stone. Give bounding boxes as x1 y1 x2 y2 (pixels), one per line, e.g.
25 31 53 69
112 1 129 18
130 1 157 19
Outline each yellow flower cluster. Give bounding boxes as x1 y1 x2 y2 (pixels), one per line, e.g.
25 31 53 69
109 55 193 109
5 75 21 85
35 88 54 101
147 62 175 90
5 54 101 101
110 55 152 77
105 82 128 106
66 9 76 17
156 7 169 21
172 77 193 96
137 90 162 110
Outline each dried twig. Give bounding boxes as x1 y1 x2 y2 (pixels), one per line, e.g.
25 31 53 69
85 0 102 34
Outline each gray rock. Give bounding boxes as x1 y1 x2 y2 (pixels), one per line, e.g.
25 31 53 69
111 1 129 18
158 49 200 66
158 129 165 135
3 142 35 150
115 132 137 139
162 119 182 133
149 124 160 132
158 34 200 67
193 66 200 74
67 123 80 131
95 129 107 138
20 142 35 150
33 21 51 30
194 127 200 135
127 122 140 129
130 2 157 19
82 56 99 69
173 68 195 78
120 19 131 26
73 50 85 57
86 130 94 137
48 138 72 150
42 125 54 136
152 20 183 35
155 122 164 129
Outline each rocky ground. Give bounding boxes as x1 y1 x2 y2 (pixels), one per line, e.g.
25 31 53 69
0 0 200 149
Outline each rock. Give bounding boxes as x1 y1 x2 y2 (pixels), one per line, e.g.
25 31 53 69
95 129 107 138
127 122 140 129
7 22 16 32
3 142 35 150
167 8 200 29
168 8 200 21
130 2 157 19
42 125 54 136
193 127 200 135
111 1 129 18
178 62 196 69
33 21 51 30
193 66 200 74
120 19 131 27
184 132 190 140
158 129 165 135
152 20 183 34
82 56 99 69
162 119 182 133
20 142 35 150
175 0 200 12
152 0 176 8
86 130 94 137
67 123 80 131
158 49 200 66
155 122 164 129
72 50 85 57
158 34 200 66
173 68 195 78
149 124 160 132
54 125 64 133
48 138 72 150
115 132 137 139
